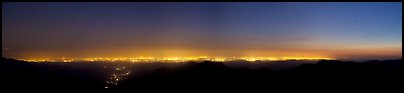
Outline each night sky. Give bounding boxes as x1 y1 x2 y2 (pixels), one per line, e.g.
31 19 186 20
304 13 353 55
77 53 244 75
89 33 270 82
2 2 402 60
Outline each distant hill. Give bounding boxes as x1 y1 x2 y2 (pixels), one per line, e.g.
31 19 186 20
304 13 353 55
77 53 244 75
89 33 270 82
1 57 107 90
119 59 403 91
1 57 402 91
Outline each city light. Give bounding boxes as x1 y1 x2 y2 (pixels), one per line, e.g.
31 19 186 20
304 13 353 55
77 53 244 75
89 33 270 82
104 64 131 88
21 57 335 63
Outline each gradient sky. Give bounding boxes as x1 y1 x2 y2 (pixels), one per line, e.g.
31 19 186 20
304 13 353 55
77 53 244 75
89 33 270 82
2 2 402 60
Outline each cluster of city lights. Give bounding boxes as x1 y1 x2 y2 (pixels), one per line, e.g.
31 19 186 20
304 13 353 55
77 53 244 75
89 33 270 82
104 65 131 89
21 56 335 63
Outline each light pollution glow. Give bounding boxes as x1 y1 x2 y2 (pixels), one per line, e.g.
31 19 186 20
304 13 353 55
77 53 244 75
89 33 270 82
2 3 402 61
21 56 335 63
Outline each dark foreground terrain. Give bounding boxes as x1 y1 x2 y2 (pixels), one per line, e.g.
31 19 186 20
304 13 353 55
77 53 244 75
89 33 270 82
1 57 403 91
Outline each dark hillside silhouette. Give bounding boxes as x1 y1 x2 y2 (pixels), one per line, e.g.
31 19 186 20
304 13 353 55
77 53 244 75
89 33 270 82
1 57 402 91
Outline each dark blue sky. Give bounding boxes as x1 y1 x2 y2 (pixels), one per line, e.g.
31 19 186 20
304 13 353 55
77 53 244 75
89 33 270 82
2 2 402 60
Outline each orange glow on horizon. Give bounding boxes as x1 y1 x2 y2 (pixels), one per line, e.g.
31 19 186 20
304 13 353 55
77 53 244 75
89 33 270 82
20 56 336 63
